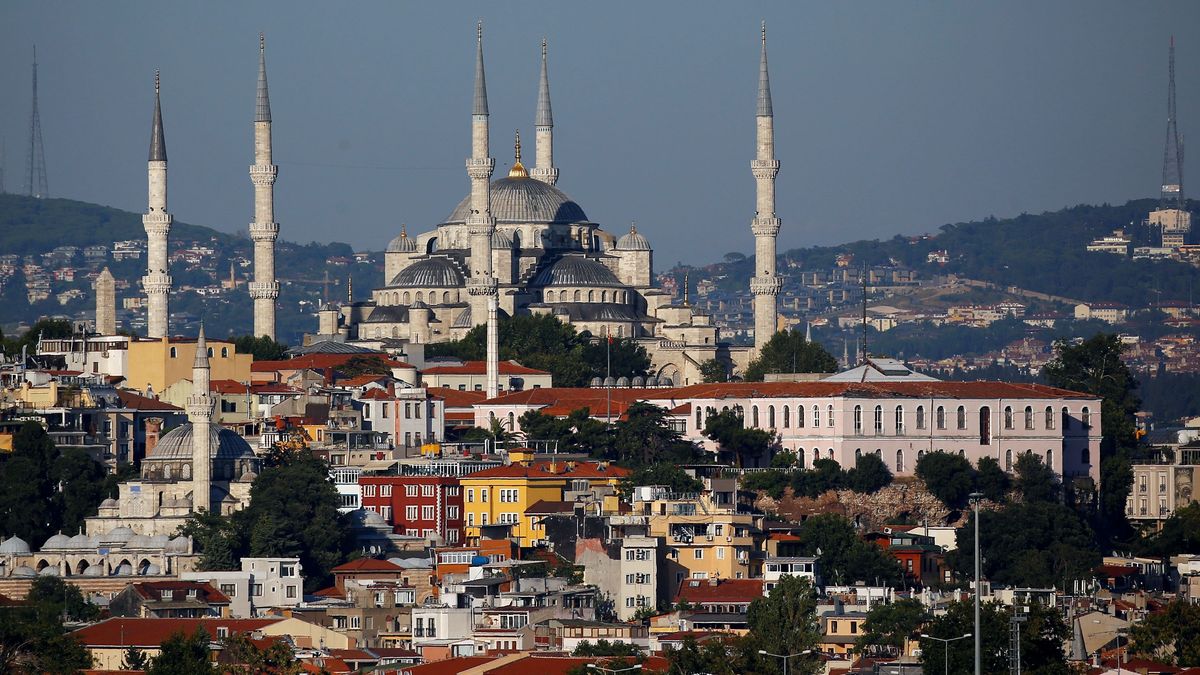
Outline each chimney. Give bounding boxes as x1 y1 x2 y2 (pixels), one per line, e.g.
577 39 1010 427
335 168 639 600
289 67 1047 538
144 417 163 456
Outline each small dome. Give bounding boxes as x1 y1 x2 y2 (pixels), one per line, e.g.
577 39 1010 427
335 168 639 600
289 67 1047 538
143 563 162 576
114 563 133 576
348 508 388 529
82 565 104 577
99 498 119 509
603 376 616 387
533 256 623 288
13 565 36 577
616 376 630 387
68 533 94 550
631 376 645 387
238 471 258 483
105 527 136 542
389 258 465 288
0 536 31 555
165 536 191 554
492 230 513 250
148 423 256 462
126 534 153 549
38 566 59 577
43 532 71 549
616 225 651 251
387 226 417 253
151 534 171 548
645 376 659 387
409 300 430 310
590 377 602 387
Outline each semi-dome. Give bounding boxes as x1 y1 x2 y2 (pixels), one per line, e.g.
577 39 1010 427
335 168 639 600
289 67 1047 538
165 536 191 554
13 565 36 577
388 258 465 288
0 536 30 555
387 226 417 253
148 423 256 462
444 177 588 225
533 256 623 288
615 225 651 251
43 532 71 549
82 565 104 577
492 230 513 250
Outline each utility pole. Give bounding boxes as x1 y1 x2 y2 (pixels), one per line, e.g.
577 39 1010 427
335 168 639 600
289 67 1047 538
970 492 984 675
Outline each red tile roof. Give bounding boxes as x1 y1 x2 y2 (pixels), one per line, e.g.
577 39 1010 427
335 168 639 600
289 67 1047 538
209 379 250 395
116 390 183 411
401 655 669 675
402 656 492 675
358 388 394 400
675 578 765 605
73 617 280 647
128 580 231 605
332 558 405 573
251 353 410 373
342 374 394 387
427 388 488 408
465 460 629 481
422 360 549 376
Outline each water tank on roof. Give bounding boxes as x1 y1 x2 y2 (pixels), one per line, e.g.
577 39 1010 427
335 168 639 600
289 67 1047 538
470 555 490 566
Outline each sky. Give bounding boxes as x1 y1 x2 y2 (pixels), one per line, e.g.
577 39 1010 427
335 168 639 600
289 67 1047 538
0 1 1197 266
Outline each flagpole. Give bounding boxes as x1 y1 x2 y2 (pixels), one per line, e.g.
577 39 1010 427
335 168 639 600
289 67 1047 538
606 325 612 424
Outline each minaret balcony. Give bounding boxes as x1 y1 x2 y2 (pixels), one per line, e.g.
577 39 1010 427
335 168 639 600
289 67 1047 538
249 164 278 186
143 274 173 293
751 159 780 179
466 158 496 179
249 222 280 239
751 217 781 237
467 278 498 295
248 281 280 299
750 276 783 295
142 212 173 235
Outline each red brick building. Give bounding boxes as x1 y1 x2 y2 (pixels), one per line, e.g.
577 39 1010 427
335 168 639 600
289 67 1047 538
359 475 465 545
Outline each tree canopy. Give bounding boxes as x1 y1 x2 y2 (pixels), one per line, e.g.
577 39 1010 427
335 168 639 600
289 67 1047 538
744 329 839 381
795 513 903 587
745 575 823 674
1130 600 1200 666
855 597 930 656
232 335 289 361
703 409 778 468
0 576 95 674
952 501 1098 589
918 600 1069 675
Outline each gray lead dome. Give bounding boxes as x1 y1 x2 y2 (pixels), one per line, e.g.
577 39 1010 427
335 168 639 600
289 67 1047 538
389 258 465 288
444 177 588 225
148 423 256 461
533 256 623 288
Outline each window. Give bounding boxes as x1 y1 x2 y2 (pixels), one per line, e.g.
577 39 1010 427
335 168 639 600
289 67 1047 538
768 406 775 429
1062 407 1070 430
422 505 434 520
957 406 966 430
797 405 805 428
752 406 759 428
936 406 946 430
716 547 725 559
406 506 418 520
828 405 835 427
286 585 297 599
1004 406 1014 430
481 489 489 503
980 407 991 445
448 506 460 519
217 626 229 638
696 407 703 429
694 549 704 560
1045 406 1055 430
405 484 418 497
1046 449 1053 468
467 489 474 503
853 406 863 435
1082 407 1091 429
783 405 790 428
252 584 263 597
813 405 820 428
1005 449 1013 472
219 583 237 597
895 405 904 435
916 405 926 430
1025 406 1034 430
896 449 904 472
1082 447 1090 464
467 513 475 526
280 564 296 577
170 347 177 358
363 484 377 497
381 404 388 419
873 405 883 434
382 484 392 497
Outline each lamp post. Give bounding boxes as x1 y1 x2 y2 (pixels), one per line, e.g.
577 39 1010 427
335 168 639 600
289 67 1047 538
1090 622 1127 674
587 664 642 675
968 491 984 675
920 632 972 675
757 649 812 675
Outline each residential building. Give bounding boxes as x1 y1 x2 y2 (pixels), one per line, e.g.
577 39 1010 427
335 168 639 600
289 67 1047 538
355 387 446 450
359 474 465 545
533 619 649 653
1074 302 1130 325
422 359 553 392
126 336 251 394
1127 450 1200 525
108 581 231 618
633 486 764 587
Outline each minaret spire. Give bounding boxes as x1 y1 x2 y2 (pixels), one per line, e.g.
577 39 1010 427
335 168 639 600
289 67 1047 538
188 324 213 513
466 21 498 328
750 22 782 355
531 37 559 185
143 70 173 338
249 32 280 340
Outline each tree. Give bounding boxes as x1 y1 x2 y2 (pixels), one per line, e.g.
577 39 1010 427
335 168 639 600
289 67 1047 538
915 451 976 509
743 329 839 382
1141 503 1200 557
572 639 641 657
855 597 930 656
123 647 152 670
1042 334 1140 451
952 502 1098 588
176 509 243 571
745 575 822 674
845 452 893 493
0 577 94 674
0 422 58 545
1014 452 1060 503
664 635 755 675
703 409 777 468
918 600 1069 675
698 358 730 383
795 513 903 587
1129 600 1200 666
219 633 304 674
149 629 216 675
974 456 1010 503
54 447 109 534
621 463 703 496
610 402 704 468
232 335 288 361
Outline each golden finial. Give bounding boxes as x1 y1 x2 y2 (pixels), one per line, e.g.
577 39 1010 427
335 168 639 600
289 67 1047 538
630 221 637 234
400 224 407 238
508 129 528 178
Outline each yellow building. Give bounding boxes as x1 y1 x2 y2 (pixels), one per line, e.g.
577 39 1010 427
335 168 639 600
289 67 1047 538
127 336 251 394
820 610 868 656
633 487 765 587
459 456 628 547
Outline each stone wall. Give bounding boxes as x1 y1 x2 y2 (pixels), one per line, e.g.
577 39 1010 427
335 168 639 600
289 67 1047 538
753 477 964 531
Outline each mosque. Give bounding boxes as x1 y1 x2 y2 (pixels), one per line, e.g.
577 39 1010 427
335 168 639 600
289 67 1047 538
315 25 788 386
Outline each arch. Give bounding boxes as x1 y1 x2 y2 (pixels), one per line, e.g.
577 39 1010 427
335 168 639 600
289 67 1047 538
895 405 904 435
696 407 703 430
751 406 759 428
1062 406 1070 430
956 406 966 429
1081 447 1090 464
1004 406 1014 430
873 405 883 434
895 449 905 473
1005 449 1013 472
853 405 863 434
1082 407 1091 429
75 559 90 576
164 464 172 480
1024 406 1034 430
980 407 991 445
936 406 946 429
221 347 228 358
207 347 214 358
443 291 451 304
426 237 439 254
416 291 424 303
1046 448 1054 469
35 559 50 572
768 406 776 429
783 405 790 428
169 346 177 358
855 448 862 459
512 231 522 249
813 405 821 428
403 291 411 304
507 412 515 431
797 405 805 428
958 449 965 457
828 405 835 427
182 463 191 480
916 405 926 430
602 290 609 303
589 290 595 302
574 290 582 302
1045 406 1055 430
917 449 926 461
138 559 153 576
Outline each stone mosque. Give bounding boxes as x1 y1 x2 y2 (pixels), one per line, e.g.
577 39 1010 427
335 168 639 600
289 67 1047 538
316 25 788 386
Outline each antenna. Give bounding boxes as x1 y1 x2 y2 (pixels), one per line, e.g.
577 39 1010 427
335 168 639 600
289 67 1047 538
26 45 48 198
1161 36 1184 209
860 267 868 362
0 137 6 194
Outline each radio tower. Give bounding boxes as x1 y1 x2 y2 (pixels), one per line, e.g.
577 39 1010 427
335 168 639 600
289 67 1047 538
26 45 48 199
1161 36 1184 210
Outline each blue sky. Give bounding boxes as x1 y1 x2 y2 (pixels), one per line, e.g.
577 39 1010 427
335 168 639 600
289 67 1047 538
0 1 1196 265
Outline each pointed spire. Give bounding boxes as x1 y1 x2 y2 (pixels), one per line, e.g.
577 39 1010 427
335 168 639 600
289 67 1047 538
256 33 272 123
149 70 167 161
193 324 209 369
473 21 489 116
757 21 773 117
509 130 528 178
536 37 553 128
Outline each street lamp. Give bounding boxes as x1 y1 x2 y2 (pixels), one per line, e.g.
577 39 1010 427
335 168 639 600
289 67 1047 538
757 649 812 675
968 491 984 675
920 632 972 675
587 664 643 675
1090 622 1128 674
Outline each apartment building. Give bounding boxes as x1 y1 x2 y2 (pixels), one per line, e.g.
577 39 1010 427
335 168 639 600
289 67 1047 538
1127 451 1200 526
359 475 465 545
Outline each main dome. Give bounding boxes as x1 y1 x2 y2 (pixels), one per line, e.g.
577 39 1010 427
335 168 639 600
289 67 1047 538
533 255 624 288
148 423 256 461
443 177 588 225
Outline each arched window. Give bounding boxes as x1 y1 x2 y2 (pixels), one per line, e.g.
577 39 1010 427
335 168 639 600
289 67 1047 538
1062 407 1070 430
169 347 177 358
182 463 191 480
443 291 450 303
916 405 926 430
896 449 905 473
797 406 805 428
696 407 703 430
827 405 835 427
1005 449 1013 472
828 449 835 464
783 405 790 428
1004 406 1014 430
574 290 582 302
768 406 776 429
979 407 991 445
1024 406 1034 430
957 406 966 430
797 448 805 468
936 406 946 429
207 347 214 358
853 406 863 435
602 290 609 302
873 406 883 434
812 405 820 428
752 406 759 428
1081 447 1090 464
588 290 595 302
895 405 905 435
221 347 228 358
918 449 926 461
1082 407 1091 429
855 448 862 459
1046 449 1053 468
1045 406 1055 430
164 464 172 480
958 449 965 457
403 291 411 303
508 412 515 430
415 291 423 302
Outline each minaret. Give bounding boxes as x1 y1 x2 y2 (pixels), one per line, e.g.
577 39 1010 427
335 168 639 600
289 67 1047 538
530 38 558 185
143 71 173 338
466 22 498 326
249 33 280 340
94 267 116 335
750 23 782 354
187 325 214 513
